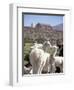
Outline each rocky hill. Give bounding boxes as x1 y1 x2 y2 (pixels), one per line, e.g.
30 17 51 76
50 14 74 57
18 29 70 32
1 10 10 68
24 23 63 45
53 24 63 31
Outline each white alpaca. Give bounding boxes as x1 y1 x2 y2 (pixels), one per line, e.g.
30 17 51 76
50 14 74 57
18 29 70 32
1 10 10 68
30 48 51 74
52 45 63 73
29 41 52 74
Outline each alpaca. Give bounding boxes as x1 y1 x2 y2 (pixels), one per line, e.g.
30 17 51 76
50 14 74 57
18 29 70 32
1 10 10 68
29 41 52 74
51 45 63 73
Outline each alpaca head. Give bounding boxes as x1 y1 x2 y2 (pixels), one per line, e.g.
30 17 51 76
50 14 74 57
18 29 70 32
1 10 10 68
43 40 51 47
43 40 52 52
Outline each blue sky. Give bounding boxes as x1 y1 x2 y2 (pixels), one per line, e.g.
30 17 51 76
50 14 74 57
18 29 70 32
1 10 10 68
24 14 63 27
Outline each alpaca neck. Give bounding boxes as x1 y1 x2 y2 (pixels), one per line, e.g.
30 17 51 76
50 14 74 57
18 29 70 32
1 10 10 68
53 49 57 57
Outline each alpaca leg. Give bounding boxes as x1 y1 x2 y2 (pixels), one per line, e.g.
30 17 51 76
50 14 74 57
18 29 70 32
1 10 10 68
32 60 39 74
37 61 42 74
38 61 45 74
32 62 37 74
51 62 56 73
60 63 63 73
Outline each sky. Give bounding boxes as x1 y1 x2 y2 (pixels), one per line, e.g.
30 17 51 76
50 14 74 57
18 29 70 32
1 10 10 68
24 14 63 27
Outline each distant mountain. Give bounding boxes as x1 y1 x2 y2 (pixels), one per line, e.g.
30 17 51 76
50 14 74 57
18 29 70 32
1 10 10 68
24 23 63 45
53 23 63 31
